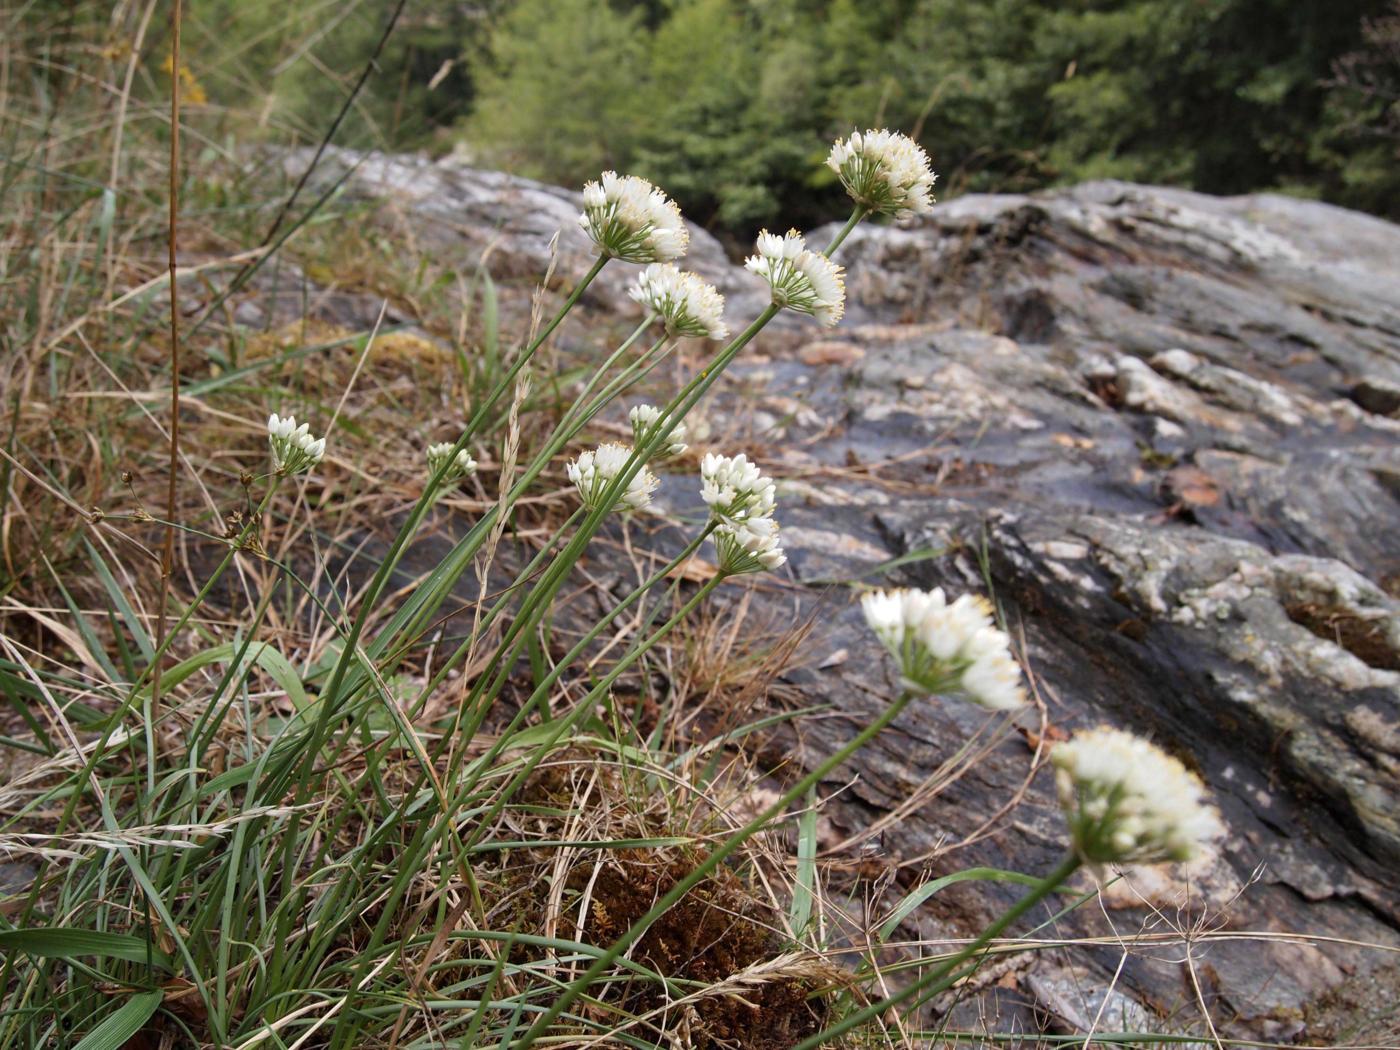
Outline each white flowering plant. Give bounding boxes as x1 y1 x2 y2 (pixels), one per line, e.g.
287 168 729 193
1053 726 1223 866
861 586 1026 710
18 105 1234 1050
567 442 658 513
828 128 937 218
628 403 687 459
267 412 326 476
579 171 689 263
699 451 777 526
712 516 786 575
425 440 478 484
630 263 728 340
745 229 846 326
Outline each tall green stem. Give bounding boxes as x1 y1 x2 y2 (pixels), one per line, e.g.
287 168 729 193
361 206 867 757
512 690 918 1049
792 852 1082 1049
323 546 721 1050
447 523 714 780
292 254 609 785
825 205 867 255
556 313 656 432
462 558 722 849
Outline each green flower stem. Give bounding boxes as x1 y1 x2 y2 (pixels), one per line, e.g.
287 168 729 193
544 202 873 599
305 254 609 769
323 546 721 1050
408 330 676 711
457 527 720 842
479 305 779 680
556 313 656 432
377 330 675 713
358 205 868 757
316 333 675 740
437 211 872 812
410 218 844 714
791 851 1082 1050
400 507 586 726
512 690 919 1050
824 205 867 256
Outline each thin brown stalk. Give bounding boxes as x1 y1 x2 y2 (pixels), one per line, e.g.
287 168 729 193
104 0 160 306
153 0 183 715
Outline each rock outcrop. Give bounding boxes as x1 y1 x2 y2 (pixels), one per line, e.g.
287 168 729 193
262 152 1400 1041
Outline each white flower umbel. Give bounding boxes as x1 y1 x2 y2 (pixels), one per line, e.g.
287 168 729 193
426 441 478 483
713 516 786 576
567 442 657 513
579 172 689 263
745 229 845 327
267 413 326 476
630 264 728 340
860 587 1026 710
699 452 776 527
628 404 687 459
827 129 937 219
1052 727 1223 866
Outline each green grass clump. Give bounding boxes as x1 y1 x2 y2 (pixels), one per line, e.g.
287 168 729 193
0 7 1356 1050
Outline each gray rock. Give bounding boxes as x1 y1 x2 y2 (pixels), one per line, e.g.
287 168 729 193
241 157 1400 1041
271 146 769 322
729 180 1400 1036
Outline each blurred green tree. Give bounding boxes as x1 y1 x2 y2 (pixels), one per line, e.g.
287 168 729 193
467 0 646 183
115 0 1394 233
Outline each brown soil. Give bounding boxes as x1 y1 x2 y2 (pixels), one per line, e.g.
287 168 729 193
1284 601 1400 671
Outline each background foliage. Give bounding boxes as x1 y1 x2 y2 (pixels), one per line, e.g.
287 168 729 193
27 0 1400 239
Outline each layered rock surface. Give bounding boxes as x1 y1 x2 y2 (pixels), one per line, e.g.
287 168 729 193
271 152 1400 1041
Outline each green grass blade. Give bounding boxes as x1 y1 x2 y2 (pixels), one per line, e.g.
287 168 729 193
877 867 1044 942
0 928 171 967
72 990 162 1050
789 785 818 937
84 540 155 662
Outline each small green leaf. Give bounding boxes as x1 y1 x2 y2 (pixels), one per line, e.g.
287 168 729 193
0 927 171 967
878 867 1044 942
789 786 819 936
73 990 162 1050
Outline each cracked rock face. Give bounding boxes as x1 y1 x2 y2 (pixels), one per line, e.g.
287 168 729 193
255 155 1400 1041
736 181 1400 1039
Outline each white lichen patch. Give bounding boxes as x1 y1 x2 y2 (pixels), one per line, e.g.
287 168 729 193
1115 356 1235 429
1033 540 1090 561
780 526 891 565
1150 347 1306 426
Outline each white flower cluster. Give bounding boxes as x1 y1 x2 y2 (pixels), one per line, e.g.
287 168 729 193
579 172 688 263
827 129 937 219
745 230 845 327
629 404 688 459
713 515 786 575
267 413 326 476
699 453 776 527
630 264 728 340
567 442 657 514
698 453 784 576
860 587 1026 710
425 441 478 483
1052 727 1223 865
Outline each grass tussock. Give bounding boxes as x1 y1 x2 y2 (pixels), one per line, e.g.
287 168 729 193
3 6 1392 1050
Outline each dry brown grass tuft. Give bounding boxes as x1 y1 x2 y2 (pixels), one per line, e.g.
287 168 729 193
493 749 845 1050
